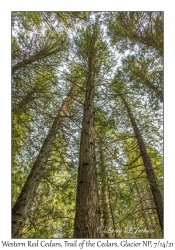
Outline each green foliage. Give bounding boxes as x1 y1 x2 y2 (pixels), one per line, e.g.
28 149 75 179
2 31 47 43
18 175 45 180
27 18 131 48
106 12 163 56
12 37 20 60
12 12 163 238
55 12 89 28
12 12 42 33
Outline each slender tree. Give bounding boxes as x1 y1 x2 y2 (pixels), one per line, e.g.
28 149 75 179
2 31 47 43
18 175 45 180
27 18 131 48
120 94 163 232
12 80 77 238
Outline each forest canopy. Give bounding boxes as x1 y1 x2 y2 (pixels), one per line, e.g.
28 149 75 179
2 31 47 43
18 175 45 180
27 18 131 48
12 11 163 238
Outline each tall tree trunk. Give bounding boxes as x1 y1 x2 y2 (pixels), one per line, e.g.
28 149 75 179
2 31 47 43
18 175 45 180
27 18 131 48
12 82 76 238
74 65 100 238
121 95 163 232
99 144 112 238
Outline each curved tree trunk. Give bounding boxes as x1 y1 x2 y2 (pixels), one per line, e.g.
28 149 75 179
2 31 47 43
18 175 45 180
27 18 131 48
121 95 163 232
12 82 77 238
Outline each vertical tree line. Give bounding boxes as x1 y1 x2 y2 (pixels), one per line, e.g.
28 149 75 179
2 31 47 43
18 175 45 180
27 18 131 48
73 26 101 238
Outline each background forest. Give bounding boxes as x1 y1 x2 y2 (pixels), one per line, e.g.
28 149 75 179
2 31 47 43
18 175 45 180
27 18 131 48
12 12 163 238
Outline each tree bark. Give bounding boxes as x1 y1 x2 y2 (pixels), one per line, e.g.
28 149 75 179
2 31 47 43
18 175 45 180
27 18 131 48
12 82 76 238
121 95 163 232
74 62 100 238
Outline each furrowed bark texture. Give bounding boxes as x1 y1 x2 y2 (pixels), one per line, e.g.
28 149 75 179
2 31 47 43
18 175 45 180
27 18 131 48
74 69 100 238
121 95 163 232
12 83 76 238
